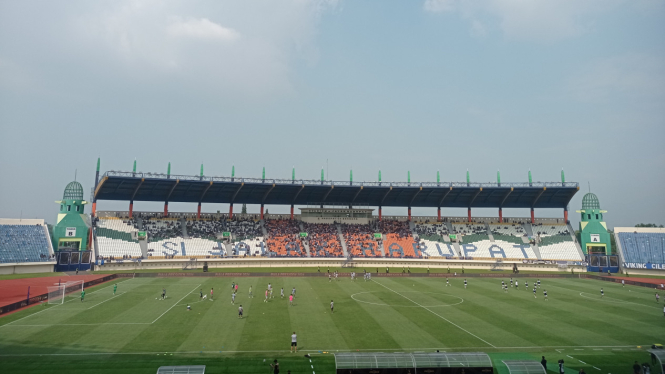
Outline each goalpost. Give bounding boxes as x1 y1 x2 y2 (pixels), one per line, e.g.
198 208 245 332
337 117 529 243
47 280 84 305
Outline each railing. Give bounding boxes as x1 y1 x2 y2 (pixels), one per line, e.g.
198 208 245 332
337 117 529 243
103 171 579 189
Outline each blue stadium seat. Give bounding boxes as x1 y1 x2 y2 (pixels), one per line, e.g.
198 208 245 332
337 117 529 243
618 232 665 264
0 224 51 263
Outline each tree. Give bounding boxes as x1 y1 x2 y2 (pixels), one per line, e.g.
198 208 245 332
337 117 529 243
635 223 663 228
241 204 247 215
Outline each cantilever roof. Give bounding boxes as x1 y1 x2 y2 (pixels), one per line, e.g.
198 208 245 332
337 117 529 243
94 171 579 209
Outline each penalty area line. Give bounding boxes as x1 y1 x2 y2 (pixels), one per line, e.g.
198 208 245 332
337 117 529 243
0 345 648 357
151 284 201 324
0 278 135 329
373 280 496 348
87 292 126 310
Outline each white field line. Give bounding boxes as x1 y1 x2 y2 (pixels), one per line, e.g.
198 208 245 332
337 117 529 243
0 345 647 357
373 280 496 348
151 284 200 324
87 292 126 310
3 323 150 327
0 278 136 328
578 292 662 309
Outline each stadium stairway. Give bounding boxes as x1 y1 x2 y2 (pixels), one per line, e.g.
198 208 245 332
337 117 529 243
485 223 495 242
445 222 454 235
521 224 542 259
336 224 349 257
298 222 312 257
181 218 188 239
260 220 268 238
568 222 585 259
531 243 542 260
523 223 534 238
42 224 54 256
378 234 386 257
452 241 462 257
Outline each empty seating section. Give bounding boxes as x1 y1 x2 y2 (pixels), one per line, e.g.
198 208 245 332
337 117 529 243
95 218 142 259
304 223 343 257
0 224 52 263
461 240 536 260
618 232 665 264
418 239 457 257
342 224 380 257
489 224 526 244
380 221 416 258
532 224 580 260
538 241 582 261
455 222 533 259
266 220 304 257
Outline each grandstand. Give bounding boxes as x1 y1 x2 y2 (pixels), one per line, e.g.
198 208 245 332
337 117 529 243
0 219 54 265
615 227 665 270
342 223 382 258
85 163 591 269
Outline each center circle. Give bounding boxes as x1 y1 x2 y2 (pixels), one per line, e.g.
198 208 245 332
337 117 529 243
351 291 464 308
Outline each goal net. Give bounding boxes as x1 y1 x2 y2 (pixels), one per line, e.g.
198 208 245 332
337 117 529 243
182 259 198 270
47 280 84 305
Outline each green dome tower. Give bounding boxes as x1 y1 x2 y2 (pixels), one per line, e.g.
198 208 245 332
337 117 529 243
576 192 611 256
54 181 91 252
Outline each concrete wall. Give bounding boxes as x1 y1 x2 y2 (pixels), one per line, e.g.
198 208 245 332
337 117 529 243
300 217 370 224
0 218 45 225
0 262 55 275
96 257 583 273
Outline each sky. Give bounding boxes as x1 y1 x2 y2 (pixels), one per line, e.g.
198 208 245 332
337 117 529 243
0 0 664 229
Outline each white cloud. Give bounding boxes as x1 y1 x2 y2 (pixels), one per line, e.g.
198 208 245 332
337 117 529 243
53 0 337 95
167 17 239 41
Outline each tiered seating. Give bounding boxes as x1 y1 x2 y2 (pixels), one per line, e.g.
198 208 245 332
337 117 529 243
95 218 142 259
413 223 449 242
452 223 489 243
142 218 182 241
265 220 304 257
461 241 536 259
305 223 343 257
380 221 416 258
342 223 381 257
186 218 262 241
533 224 570 237
532 224 581 260
413 223 455 258
146 237 225 258
96 217 249 259
618 232 665 264
489 223 526 244
0 224 52 263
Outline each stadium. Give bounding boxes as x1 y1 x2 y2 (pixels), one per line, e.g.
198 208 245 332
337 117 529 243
2 2 664 373
1 160 663 374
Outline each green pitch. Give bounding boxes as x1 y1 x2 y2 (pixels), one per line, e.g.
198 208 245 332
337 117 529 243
0 274 662 373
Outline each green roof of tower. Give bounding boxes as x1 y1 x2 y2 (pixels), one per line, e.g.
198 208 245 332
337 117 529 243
581 192 600 210
63 181 84 200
